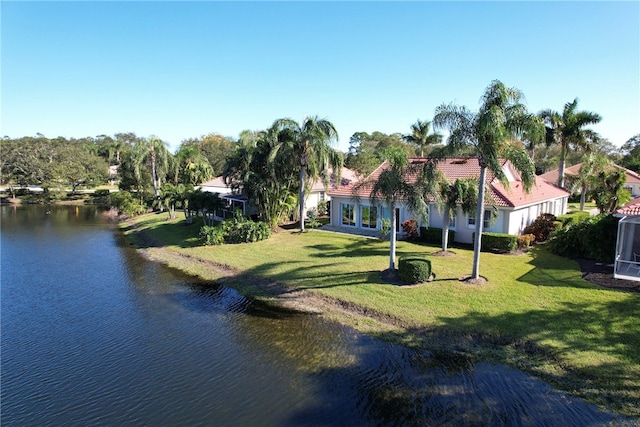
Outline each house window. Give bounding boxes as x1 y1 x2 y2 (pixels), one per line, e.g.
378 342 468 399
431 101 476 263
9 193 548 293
360 206 378 228
341 203 356 226
320 191 326 201
468 210 491 229
449 212 456 230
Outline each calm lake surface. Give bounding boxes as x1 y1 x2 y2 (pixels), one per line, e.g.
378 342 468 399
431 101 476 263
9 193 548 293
0 205 633 426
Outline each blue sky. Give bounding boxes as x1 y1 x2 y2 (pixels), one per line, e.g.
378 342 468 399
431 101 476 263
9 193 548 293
2 1 638 153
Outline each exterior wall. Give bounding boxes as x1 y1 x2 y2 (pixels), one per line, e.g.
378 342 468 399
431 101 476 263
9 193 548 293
304 190 326 216
624 183 640 198
330 195 569 244
329 196 411 236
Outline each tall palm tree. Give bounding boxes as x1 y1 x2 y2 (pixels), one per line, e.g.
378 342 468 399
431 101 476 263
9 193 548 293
538 98 602 188
434 80 540 281
404 119 442 157
270 116 343 232
353 148 429 271
565 153 609 211
133 136 172 198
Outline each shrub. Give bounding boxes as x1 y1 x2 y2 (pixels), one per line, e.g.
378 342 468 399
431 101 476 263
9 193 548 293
92 189 111 198
419 227 455 245
305 216 322 229
475 232 517 253
548 214 619 262
401 219 419 240
557 211 590 227
398 257 433 284
108 191 146 217
380 218 391 238
517 234 535 250
316 200 328 217
199 225 225 245
523 213 557 242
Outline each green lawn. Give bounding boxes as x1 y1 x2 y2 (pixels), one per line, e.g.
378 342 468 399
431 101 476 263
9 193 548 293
123 212 640 416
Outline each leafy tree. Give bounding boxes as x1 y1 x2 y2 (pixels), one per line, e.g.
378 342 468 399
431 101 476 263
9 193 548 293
270 116 343 232
434 80 540 281
538 98 602 188
620 134 640 173
403 119 442 157
53 142 109 193
345 131 415 176
180 133 235 176
353 148 429 271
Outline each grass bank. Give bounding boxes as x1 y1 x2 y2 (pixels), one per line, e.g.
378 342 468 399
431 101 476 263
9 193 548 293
122 212 640 416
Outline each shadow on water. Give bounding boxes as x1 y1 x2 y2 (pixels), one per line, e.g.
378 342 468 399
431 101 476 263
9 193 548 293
159 274 638 425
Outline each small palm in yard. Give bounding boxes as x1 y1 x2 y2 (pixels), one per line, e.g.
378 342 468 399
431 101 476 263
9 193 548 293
353 148 430 271
437 177 478 253
434 80 542 281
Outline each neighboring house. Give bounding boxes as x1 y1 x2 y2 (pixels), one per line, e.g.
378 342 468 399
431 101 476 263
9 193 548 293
540 163 640 197
613 198 640 282
328 158 570 244
197 176 234 195
197 176 253 220
304 167 360 217
197 168 359 221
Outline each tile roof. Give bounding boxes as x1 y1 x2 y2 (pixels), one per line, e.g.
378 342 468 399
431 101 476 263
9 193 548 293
310 167 360 192
200 176 227 187
329 157 569 208
616 197 640 216
540 163 640 185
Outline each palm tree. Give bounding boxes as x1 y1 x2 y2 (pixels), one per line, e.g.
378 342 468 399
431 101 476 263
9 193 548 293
404 119 442 157
434 80 540 281
353 148 429 271
565 153 609 211
270 116 343 232
538 98 602 188
174 144 214 186
133 136 172 199
438 177 478 253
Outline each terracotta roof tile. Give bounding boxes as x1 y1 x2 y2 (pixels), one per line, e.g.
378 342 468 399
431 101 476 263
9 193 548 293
329 157 569 208
616 197 640 215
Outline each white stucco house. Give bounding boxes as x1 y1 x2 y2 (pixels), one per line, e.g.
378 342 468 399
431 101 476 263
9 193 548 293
328 157 570 244
196 176 252 220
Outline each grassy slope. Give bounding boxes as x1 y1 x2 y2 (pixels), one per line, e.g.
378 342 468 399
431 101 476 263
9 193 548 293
123 212 640 416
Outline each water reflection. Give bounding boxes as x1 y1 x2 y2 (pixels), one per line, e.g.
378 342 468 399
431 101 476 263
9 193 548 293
1 205 634 426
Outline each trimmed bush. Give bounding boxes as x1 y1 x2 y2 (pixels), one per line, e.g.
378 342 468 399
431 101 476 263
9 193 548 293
419 227 455 245
398 256 433 284
474 232 517 253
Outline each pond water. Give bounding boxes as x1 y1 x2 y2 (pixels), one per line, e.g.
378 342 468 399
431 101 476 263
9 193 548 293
0 205 632 426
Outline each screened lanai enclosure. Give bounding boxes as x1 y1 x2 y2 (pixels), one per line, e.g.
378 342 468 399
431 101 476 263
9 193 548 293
614 215 640 281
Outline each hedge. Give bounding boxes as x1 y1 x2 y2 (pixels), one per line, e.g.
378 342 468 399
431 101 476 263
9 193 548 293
398 256 433 284
419 227 455 245
473 232 517 253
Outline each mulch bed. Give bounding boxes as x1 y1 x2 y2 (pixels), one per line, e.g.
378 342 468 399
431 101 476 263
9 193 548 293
577 258 640 293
